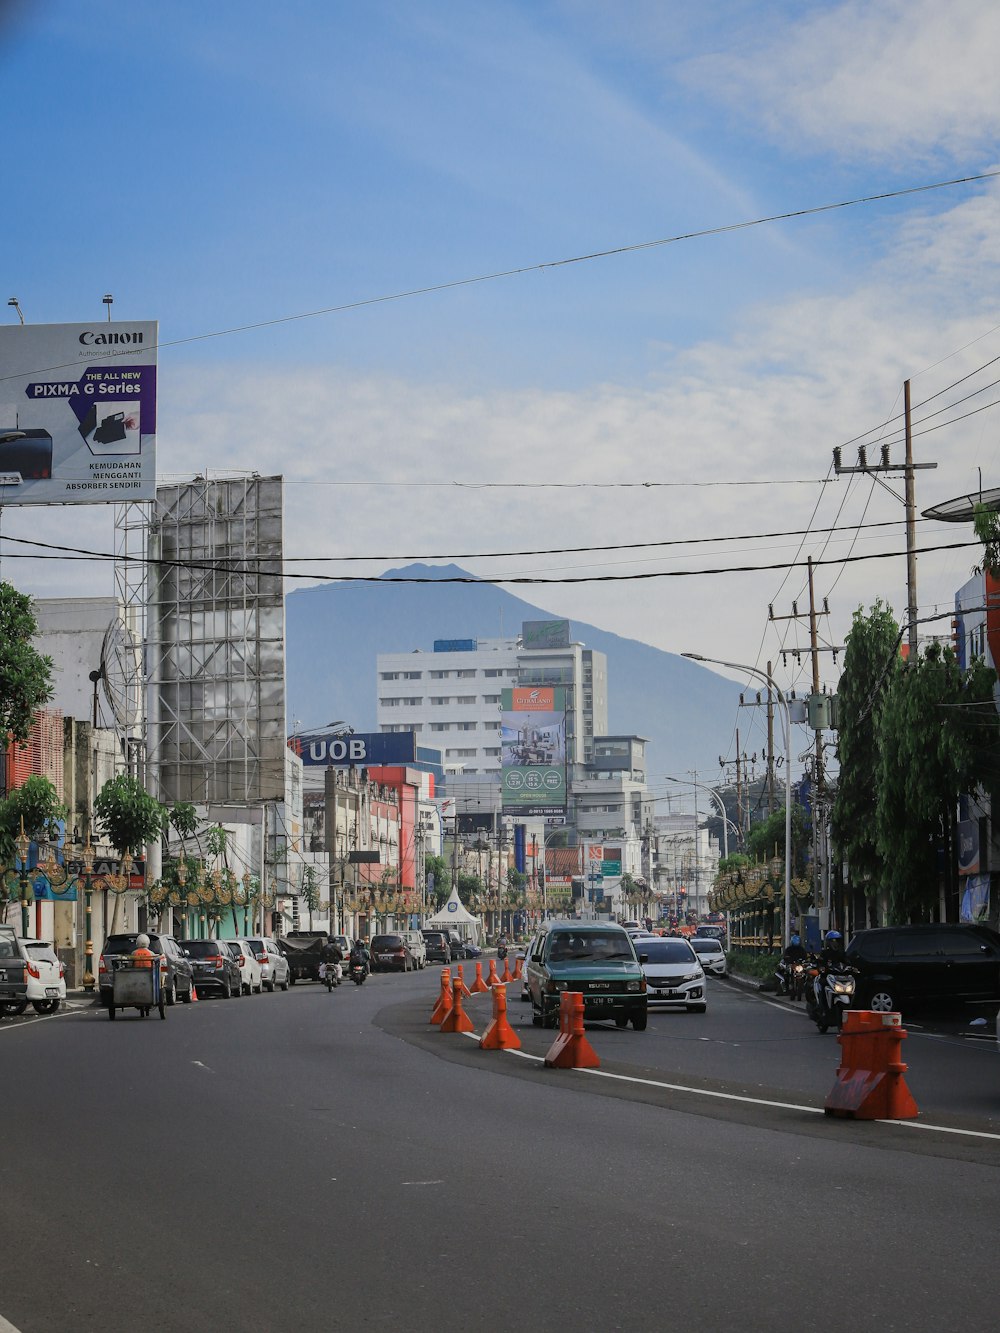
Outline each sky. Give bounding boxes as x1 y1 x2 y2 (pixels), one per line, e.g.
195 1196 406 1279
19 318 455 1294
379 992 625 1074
3 0 1000 776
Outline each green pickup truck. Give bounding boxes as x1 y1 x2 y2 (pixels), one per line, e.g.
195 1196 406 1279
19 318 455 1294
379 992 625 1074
525 920 648 1031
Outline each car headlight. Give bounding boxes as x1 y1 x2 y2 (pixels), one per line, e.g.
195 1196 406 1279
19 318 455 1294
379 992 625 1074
682 971 702 982
626 980 642 992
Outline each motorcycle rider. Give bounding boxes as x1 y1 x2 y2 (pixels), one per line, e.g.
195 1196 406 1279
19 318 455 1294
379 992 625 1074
777 933 809 998
496 932 509 960
349 937 371 977
319 936 343 985
810 930 849 1020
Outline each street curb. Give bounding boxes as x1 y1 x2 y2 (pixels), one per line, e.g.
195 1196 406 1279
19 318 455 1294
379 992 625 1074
726 972 767 992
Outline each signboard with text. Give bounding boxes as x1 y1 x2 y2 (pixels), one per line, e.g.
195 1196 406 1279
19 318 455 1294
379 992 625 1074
0 321 157 504
288 731 417 766
500 686 566 815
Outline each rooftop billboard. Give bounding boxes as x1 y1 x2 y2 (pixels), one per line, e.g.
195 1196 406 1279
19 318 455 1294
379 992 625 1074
0 321 157 504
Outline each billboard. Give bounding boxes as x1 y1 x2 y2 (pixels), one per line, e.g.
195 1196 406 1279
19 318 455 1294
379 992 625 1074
288 731 417 766
0 321 157 504
521 619 570 650
501 686 566 815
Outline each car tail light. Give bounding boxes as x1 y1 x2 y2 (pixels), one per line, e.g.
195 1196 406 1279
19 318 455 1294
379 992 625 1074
27 962 40 979
59 962 66 978
215 957 225 969
236 952 245 966
99 956 109 975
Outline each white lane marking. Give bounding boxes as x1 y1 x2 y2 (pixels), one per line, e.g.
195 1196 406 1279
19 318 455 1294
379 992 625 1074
191 1060 212 1072
455 1023 1000 1142
400 1180 444 1186
0 1312 24 1332
0 1003 94 1034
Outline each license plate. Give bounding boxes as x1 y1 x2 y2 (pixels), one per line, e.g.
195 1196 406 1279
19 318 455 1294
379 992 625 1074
45 987 60 997
587 996 612 1005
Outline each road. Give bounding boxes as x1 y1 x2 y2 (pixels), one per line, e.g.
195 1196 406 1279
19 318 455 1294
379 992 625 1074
1 970 998 1332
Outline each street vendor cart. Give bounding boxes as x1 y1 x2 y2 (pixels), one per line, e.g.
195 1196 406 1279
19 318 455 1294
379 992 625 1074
108 957 166 1021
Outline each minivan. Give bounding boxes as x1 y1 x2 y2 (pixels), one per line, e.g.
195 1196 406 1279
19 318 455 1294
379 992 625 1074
846 923 1000 1014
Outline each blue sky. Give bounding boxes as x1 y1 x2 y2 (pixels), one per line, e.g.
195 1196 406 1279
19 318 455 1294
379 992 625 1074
4 0 1000 771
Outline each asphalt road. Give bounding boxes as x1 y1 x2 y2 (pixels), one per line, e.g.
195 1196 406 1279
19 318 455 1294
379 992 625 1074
2 971 998 1332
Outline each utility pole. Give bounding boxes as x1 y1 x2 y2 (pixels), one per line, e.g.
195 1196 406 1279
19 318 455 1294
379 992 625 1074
766 662 775 816
833 378 937 660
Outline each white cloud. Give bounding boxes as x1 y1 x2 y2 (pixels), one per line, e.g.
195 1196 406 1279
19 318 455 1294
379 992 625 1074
685 0 1000 162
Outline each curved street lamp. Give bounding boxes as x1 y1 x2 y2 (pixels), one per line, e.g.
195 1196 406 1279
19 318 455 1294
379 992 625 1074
682 654 793 947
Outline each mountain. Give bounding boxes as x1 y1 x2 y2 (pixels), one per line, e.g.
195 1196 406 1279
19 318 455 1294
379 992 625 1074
285 564 741 777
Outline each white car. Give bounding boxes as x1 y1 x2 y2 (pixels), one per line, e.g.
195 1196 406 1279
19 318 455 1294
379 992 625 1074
690 937 727 977
229 939 263 994
244 936 289 992
20 939 66 1015
639 937 707 1013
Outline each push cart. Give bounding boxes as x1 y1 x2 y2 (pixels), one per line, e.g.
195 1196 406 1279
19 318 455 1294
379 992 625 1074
109 958 166 1021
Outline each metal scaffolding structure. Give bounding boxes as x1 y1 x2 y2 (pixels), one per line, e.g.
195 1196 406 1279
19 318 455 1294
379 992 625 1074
145 474 286 807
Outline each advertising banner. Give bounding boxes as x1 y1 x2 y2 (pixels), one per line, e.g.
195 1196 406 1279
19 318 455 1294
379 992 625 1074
0 321 157 504
500 686 566 815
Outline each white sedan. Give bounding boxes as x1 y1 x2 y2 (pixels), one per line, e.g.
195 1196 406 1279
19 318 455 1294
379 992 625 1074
690 937 728 977
639 937 707 1013
20 940 67 1015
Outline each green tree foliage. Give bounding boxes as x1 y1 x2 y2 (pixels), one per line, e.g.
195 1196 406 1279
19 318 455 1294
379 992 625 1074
424 854 451 908
746 804 808 876
94 774 167 856
0 583 54 750
831 602 901 893
875 642 998 922
456 871 481 903
0 775 67 876
973 502 1000 577
301 864 320 912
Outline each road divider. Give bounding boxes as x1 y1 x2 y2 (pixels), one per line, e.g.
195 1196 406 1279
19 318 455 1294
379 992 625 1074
479 981 521 1051
824 1010 919 1121
429 968 452 1025
543 991 600 1069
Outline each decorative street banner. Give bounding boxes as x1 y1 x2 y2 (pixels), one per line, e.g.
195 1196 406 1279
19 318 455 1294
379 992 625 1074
500 686 566 815
0 321 157 504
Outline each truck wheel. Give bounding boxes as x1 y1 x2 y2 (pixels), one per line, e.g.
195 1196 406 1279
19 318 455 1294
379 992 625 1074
632 1012 648 1031
614 1014 629 1028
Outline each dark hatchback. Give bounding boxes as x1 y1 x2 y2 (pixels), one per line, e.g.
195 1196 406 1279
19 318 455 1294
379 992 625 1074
98 932 194 1006
184 939 243 997
846 923 1000 1014
370 934 415 972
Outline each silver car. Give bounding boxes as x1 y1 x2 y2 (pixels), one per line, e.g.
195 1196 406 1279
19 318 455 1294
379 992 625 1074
244 937 289 992
690 937 727 977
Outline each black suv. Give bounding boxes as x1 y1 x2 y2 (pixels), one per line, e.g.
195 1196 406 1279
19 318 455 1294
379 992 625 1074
846 923 1000 1014
183 939 243 998
421 930 451 964
99 932 195 1007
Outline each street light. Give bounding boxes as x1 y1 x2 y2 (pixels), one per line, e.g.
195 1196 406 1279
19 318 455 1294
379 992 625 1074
683 653 793 947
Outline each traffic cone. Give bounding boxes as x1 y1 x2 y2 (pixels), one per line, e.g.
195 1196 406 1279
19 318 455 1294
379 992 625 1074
486 959 501 986
499 954 513 983
470 961 490 994
479 981 521 1051
429 968 453 1025
440 975 475 1034
456 963 472 997
190 982 199 1002
512 956 523 980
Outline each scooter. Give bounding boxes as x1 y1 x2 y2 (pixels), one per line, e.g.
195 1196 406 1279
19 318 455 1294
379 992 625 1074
775 957 808 1000
805 961 857 1032
320 962 342 991
350 961 368 986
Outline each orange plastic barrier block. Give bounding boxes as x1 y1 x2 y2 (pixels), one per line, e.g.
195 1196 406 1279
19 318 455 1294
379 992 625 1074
470 961 490 994
479 981 521 1051
512 956 523 980
486 959 502 987
429 968 453 1025
824 1010 918 1120
440 976 475 1034
499 955 513 983
455 963 472 997
544 991 600 1069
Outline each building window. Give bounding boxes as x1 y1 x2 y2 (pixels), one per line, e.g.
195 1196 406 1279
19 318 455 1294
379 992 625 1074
456 669 476 679
430 697 451 706
430 723 451 732
457 695 476 704
484 747 501 757
446 748 477 758
403 671 422 679
456 721 477 731
402 697 422 705
379 698 399 707
380 672 399 680
483 693 501 704
430 670 451 679
484 668 504 678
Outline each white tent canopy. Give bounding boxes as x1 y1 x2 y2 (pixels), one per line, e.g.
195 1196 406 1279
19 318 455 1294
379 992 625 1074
426 888 481 937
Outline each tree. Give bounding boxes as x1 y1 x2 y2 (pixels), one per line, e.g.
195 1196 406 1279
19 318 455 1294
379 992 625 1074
94 774 167 856
456 871 481 904
0 583 54 765
0 775 66 866
424 854 451 909
831 602 901 909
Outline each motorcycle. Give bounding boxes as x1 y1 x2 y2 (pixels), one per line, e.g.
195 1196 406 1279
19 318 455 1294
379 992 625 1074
350 960 368 986
775 956 808 1000
497 940 509 961
805 960 857 1032
320 961 342 991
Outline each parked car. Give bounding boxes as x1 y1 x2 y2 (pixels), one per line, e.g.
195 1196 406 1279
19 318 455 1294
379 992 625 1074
370 934 416 972
99 932 194 1007
331 934 354 963
0 926 27 1016
690 937 727 977
402 931 427 968
183 939 243 998
20 940 67 1014
525 920 648 1030
640 937 707 1012
421 929 452 964
227 940 263 995
517 936 540 1002
243 937 289 992
845 923 1000 1014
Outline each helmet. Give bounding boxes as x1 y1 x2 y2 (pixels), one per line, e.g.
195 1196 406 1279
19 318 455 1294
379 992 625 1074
135 933 151 949
825 930 842 941
790 934 801 946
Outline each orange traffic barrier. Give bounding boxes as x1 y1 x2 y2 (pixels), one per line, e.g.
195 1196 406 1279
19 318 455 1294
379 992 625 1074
429 968 453 1025
456 963 472 997
544 991 600 1070
486 959 502 986
512 956 523 980
499 954 513 983
470 961 490 994
190 982 199 1002
440 975 475 1034
824 1010 918 1120
479 981 521 1051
